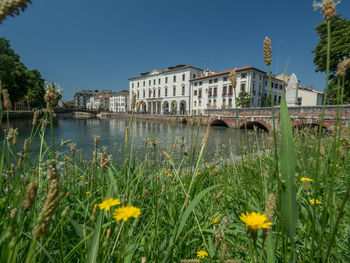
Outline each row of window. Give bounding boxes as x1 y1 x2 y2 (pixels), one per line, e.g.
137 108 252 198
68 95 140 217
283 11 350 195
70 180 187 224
136 86 186 99
132 73 194 89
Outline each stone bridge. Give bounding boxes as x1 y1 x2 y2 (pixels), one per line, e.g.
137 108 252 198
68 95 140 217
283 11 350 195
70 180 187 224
201 105 350 131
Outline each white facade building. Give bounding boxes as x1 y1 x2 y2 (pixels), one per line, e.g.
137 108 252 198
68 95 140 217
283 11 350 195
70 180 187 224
297 86 324 106
190 66 285 115
86 94 110 111
74 90 98 109
109 90 130 113
129 65 204 115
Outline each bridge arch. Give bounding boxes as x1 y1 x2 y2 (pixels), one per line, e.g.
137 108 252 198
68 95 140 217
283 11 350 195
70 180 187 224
209 118 230 127
239 120 270 131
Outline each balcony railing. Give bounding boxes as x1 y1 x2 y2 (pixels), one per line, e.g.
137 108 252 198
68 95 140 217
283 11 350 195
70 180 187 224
208 93 212 97
222 91 227 95
228 91 233 95
213 93 217 97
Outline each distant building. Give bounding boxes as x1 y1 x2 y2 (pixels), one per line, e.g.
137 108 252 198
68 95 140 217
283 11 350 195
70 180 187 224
109 90 129 113
190 66 285 115
64 100 76 109
86 94 110 111
297 86 324 106
129 65 204 115
74 90 98 109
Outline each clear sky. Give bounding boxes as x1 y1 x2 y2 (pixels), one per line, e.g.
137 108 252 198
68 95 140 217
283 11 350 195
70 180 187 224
1 0 349 101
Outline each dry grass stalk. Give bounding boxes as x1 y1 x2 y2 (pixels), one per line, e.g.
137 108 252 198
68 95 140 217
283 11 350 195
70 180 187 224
336 58 350 77
131 93 136 109
221 242 228 261
263 193 276 239
22 179 39 211
180 260 200 263
263 36 272 66
215 227 224 249
100 147 109 171
322 0 336 20
44 83 59 108
2 89 11 109
229 71 237 88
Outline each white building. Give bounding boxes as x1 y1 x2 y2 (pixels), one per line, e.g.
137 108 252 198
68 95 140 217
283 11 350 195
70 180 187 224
190 66 285 115
74 90 98 109
86 94 110 111
109 90 130 113
129 65 204 115
297 86 324 106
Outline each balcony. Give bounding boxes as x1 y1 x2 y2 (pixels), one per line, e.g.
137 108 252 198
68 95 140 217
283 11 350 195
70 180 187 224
222 91 227 95
208 93 212 97
213 93 217 97
228 91 233 96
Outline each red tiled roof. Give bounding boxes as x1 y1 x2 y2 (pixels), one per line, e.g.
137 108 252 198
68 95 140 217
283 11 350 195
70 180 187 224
189 66 266 81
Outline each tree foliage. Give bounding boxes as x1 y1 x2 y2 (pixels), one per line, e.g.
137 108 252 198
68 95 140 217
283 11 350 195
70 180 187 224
0 37 45 108
312 14 350 104
236 91 250 108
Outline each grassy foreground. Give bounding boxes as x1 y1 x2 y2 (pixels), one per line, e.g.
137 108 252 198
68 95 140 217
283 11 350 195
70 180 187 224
0 107 349 262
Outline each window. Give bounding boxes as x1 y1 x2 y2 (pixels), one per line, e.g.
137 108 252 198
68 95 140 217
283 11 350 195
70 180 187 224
194 82 198 86
149 89 152 98
194 90 197 96
158 79 161 85
297 97 302 105
265 81 267 86
158 89 160 97
182 74 185 81
229 98 232 106
153 89 156 97
274 95 277 102
209 88 212 96
223 85 227 95
260 75 262 80
143 81 145 87
275 83 278 89
173 87 176 96
241 73 247 78
209 79 213 84
182 86 185 95
223 99 226 107
278 96 281 103
165 77 168 83
199 81 202 86
279 84 283 90
173 75 176 82
199 89 202 97
199 101 201 107
214 78 218 83
137 82 139 88
229 85 233 94
132 83 134 88
137 91 139 98
165 87 168 97
223 76 228 81
214 87 217 96
149 80 151 86
193 74 196 78
253 72 256 78
153 79 156 85
194 101 197 107
214 100 217 107
240 83 246 92
143 90 145 98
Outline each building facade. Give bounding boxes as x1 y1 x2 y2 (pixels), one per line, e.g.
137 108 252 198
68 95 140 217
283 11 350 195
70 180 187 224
129 65 204 115
86 94 110 111
297 86 324 106
109 90 130 113
190 66 285 115
74 90 98 109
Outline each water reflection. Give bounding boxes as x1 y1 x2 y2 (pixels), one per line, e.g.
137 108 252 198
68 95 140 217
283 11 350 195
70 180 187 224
2 116 265 162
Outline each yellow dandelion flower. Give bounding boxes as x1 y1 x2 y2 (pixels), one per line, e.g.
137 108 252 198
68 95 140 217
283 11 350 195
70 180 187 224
80 176 84 178
113 205 141 222
98 198 121 211
211 217 219 224
206 165 210 169
186 157 190 160
335 164 339 167
309 199 321 205
300 177 313 182
168 173 172 177
240 211 272 232
86 191 90 195
196 250 208 259
197 172 201 175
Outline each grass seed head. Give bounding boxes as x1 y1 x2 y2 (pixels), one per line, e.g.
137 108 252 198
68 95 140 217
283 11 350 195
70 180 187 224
2 89 11 109
336 58 350 77
229 71 237 88
322 0 336 20
263 36 272 66
131 93 136 109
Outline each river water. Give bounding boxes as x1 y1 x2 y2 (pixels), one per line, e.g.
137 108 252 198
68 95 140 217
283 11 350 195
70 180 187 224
5 115 266 162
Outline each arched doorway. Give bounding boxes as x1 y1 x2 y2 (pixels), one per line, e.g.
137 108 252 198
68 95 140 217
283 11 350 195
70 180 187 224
179 100 186 115
171 101 177 115
210 119 229 127
163 101 169 115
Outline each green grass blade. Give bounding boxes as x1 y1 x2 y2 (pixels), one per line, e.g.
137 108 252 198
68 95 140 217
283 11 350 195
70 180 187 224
280 92 297 263
85 181 112 263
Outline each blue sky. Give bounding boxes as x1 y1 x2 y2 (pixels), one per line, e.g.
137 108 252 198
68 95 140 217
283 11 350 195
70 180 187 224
1 0 349 101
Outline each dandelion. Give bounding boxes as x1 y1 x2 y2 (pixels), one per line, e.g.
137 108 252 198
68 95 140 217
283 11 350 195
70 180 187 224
211 217 219 224
113 205 141 222
309 199 322 204
196 250 208 259
86 192 90 196
98 198 121 211
300 177 313 182
240 212 272 234
167 173 172 177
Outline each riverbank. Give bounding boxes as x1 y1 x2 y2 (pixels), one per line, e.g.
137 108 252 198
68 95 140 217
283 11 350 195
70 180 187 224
1 110 34 119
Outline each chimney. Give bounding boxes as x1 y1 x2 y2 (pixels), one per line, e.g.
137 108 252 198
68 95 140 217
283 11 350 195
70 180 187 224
310 85 313 90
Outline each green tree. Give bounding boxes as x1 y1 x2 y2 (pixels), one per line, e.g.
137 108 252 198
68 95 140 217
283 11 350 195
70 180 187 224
312 14 350 104
262 96 273 107
236 91 250 108
0 37 45 107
